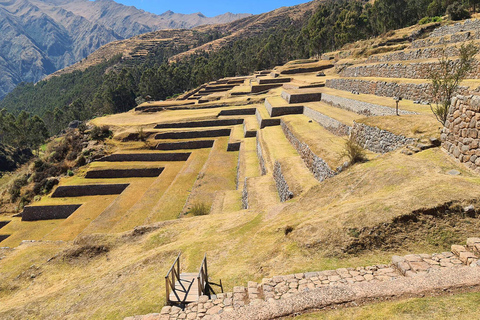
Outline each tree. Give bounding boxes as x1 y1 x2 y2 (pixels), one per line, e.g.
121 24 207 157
429 43 478 125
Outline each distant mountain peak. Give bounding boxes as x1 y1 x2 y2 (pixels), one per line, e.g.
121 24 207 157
0 0 251 99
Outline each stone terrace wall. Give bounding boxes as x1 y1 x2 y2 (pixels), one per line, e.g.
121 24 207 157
430 19 480 38
156 140 214 150
154 129 231 140
128 238 480 320
241 179 248 209
340 60 480 80
442 94 480 172
273 161 293 202
155 119 243 129
98 153 191 162
280 121 336 181
51 184 129 197
0 221 10 229
366 46 459 64
326 78 471 103
256 136 267 175
303 107 351 136
0 235 10 243
85 168 164 179
412 31 474 49
352 121 415 154
21 205 82 221
321 92 416 116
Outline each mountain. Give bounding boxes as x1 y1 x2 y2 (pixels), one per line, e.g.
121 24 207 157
0 0 251 100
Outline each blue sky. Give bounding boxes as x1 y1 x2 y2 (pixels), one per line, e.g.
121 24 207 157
115 0 308 17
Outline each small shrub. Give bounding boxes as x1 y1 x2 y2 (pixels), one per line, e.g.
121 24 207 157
90 125 112 141
137 127 147 142
419 16 442 25
66 151 78 161
67 170 74 177
76 155 87 167
341 136 367 166
284 225 294 236
78 123 88 134
190 202 210 216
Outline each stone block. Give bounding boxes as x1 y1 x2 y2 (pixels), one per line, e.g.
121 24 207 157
451 245 467 256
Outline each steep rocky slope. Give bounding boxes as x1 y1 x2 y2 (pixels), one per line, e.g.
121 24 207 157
0 0 250 99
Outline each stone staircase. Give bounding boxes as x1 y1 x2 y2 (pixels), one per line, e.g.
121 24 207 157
126 238 480 320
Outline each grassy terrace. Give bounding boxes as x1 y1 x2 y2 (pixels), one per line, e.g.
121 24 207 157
357 114 442 140
258 126 299 172
304 101 360 127
282 115 350 169
182 137 238 214
2 146 480 318
229 124 245 143
245 175 280 210
318 87 432 115
295 291 480 319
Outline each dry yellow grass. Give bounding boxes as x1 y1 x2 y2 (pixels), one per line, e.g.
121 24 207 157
357 114 442 139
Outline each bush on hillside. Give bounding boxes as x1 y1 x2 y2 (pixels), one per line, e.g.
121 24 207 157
341 136 367 166
419 16 442 24
447 2 471 20
89 125 112 141
190 202 210 216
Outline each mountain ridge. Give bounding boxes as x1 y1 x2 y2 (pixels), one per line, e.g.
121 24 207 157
0 0 251 99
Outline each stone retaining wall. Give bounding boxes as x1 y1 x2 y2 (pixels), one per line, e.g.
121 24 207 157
156 140 214 150
326 78 471 103
281 91 321 104
321 92 416 116
227 142 241 152
51 184 129 198
21 205 82 221
85 168 164 179
265 98 304 117
281 121 336 181
303 107 351 136
273 161 293 202
241 178 248 209
255 109 281 129
442 94 480 172
340 60 480 80
351 121 415 154
256 78 291 85
430 19 480 38
366 46 459 64
279 63 333 75
128 238 480 320
155 119 243 129
412 31 474 49
218 108 256 116
251 84 283 93
98 153 191 162
0 235 10 243
155 129 231 140
0 221 10 229
256 136 267 175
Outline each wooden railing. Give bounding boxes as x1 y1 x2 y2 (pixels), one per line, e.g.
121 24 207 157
165 253 183 306
197 254 223 298
197 254 209 298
